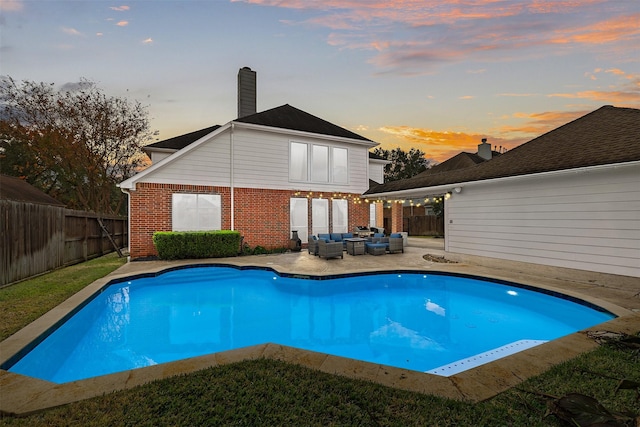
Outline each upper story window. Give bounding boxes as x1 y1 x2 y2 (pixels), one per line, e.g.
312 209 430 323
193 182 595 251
290 142 348 184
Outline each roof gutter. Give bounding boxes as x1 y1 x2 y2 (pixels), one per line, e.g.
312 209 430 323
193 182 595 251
365 160 640 200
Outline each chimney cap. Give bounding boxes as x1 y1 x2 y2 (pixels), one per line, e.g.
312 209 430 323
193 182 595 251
481 138 487 143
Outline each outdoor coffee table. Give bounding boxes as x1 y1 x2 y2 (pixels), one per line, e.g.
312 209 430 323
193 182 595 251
345 238 366 255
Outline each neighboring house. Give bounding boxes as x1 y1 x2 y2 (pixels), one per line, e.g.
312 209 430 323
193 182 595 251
417 140 500 178
119 68 385 259
366 106 640 277
0 174 66 207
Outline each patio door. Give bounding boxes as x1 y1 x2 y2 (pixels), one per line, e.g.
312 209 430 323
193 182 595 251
312 198 329 235
332 199 348 233
290 198 309 243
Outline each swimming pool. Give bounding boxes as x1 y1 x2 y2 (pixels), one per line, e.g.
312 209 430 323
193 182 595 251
5 266 615 384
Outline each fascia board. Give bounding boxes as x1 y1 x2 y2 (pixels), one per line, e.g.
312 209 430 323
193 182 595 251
369 158 392 165
119 123 231 190
232 121 379 148
142 147 178 154
365 160 640 199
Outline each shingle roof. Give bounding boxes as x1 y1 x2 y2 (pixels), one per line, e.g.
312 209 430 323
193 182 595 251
143 104 372 154
417 152 486 176
144 125 221 151
0 175 65 206
365 105 640 195
235 104 373 142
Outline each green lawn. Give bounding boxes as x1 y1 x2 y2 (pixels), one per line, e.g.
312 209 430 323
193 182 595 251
1 255 638 426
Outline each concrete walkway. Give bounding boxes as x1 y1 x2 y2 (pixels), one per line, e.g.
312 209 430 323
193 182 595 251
1 238 638 415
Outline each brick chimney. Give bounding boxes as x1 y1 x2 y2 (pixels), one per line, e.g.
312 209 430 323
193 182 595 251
477 138 492 160
237 67 256 118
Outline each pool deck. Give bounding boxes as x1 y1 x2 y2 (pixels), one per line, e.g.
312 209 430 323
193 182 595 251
1 238 639 416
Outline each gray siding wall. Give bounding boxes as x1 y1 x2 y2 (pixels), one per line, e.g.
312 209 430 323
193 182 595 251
445 164 640 277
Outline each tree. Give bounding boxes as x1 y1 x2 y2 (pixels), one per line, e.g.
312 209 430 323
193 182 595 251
372 147 431 182
0 77 155 214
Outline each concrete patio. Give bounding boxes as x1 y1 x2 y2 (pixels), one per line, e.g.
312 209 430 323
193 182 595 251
1 237 638 415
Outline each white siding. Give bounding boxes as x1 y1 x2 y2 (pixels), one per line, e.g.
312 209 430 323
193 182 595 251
369 162 385 184
150 152 172 164
136 131 232 187
231 128 370 193
445 165 640 277
132 127 371 193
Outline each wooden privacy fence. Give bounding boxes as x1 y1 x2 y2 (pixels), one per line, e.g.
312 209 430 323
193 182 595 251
403 215 444 236
383 206 444 236
0 200 127 286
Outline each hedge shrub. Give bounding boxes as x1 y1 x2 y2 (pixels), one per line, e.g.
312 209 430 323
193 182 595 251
153 230 241 260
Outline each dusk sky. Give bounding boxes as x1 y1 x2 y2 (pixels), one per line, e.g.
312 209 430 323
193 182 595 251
1 0 639 163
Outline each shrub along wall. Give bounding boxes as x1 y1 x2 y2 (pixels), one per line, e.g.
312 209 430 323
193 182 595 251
153 230 241 260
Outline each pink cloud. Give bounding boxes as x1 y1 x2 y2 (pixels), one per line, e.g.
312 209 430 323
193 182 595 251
232 0 636 74
0 0 23 12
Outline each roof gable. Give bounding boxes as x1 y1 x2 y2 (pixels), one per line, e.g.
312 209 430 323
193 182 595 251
417 152 486 177
366 105 640 195
235 104 372 142
144 125 221 152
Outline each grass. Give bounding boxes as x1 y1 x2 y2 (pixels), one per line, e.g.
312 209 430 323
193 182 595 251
1 255 638 426
0 253 126 342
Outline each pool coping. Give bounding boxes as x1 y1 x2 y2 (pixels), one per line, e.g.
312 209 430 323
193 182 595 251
1 250 638 416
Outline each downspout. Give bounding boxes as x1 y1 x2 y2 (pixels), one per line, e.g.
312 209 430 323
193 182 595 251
120 187 131 262
230 122 235 230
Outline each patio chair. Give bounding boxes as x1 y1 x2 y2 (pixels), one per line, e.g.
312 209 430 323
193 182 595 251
317 239 344 259
307 235 319 255
386 233 404 253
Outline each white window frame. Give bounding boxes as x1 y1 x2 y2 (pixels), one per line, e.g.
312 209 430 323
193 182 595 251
289 141 349 184
331 147 348 184
312 198 329 235
369 202 377 228
172 193 221 231
290 197 309 243
332 199 348 233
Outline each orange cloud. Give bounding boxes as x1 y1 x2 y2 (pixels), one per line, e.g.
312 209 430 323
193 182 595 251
116 21 129 27
498 110 588 138
377 126 524 163
551 14 640 45
110 5 130 12
547 70 640 107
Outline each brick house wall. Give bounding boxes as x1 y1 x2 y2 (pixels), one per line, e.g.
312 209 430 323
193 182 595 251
127 183 371 259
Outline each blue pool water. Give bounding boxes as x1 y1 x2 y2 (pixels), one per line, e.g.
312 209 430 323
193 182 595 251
6 266 614 383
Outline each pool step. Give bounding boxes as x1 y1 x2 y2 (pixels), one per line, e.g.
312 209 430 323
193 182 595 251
427 339 548 377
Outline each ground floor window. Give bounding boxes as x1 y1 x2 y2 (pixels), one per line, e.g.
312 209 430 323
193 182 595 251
332 199 348 233
172 193 221 231
369 202 377 228
290 197 309 243
312 198 329 235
